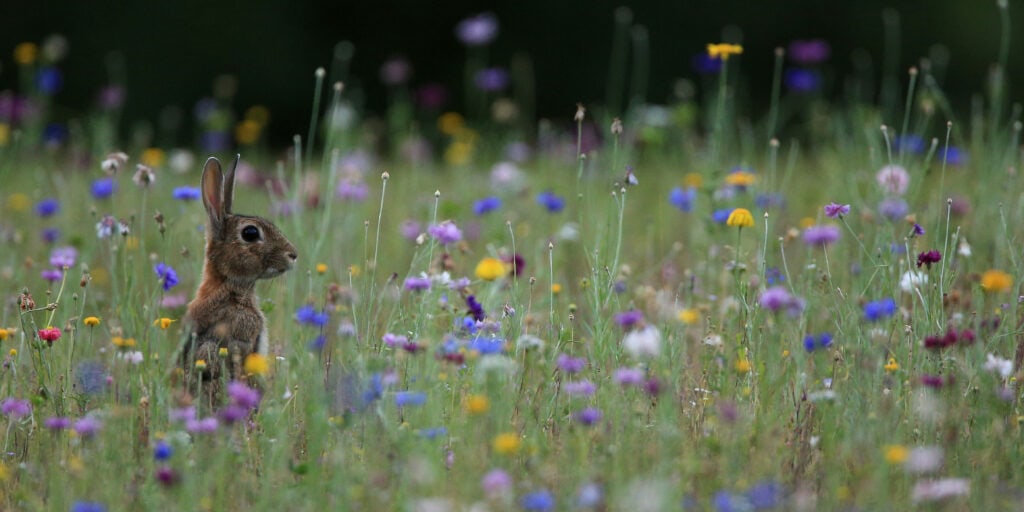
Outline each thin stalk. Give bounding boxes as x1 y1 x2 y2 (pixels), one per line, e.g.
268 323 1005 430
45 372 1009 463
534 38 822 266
305 68 326 166
898 67 919 163
766 48 785 141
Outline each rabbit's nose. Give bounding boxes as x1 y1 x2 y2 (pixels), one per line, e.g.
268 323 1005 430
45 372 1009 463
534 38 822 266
287 251 298 262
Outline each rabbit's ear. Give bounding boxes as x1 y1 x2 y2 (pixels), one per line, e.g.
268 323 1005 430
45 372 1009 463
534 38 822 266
202 157 225 233
223 153 240 214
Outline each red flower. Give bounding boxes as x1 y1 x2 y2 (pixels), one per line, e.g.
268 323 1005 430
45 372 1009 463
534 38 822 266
38 327 62 344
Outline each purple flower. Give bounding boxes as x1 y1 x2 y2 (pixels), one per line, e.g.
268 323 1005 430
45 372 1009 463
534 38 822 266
36 198 60 217
614 367 645 386
73 416 103 437
557 353 586 374
917 250 942 269
379 57 412 86
788 39 831 64
428 221 462 245
1 398 32 418
71 501 108 512
186 417 220 433
91 178 117 199
878 197 909 220
382 333 409 348
403 276 432 291
482 468 512 496
474 67 510 92
45 416 71 430
455 12 499 46
295 305 330 326
172 186 201 201
912 223 925 236
747 480 782 509
336 180 369 201
42 227 60 243
876 165 910 195
573 407 603 426
466 295 485 321
473 196 502 215
563 380 596 396
536 191 565 213
400 220 422 241
154 262 179 291
758 286 802 314
643 377 662 396
169 406 196 423
613 310 644 329
823 202 850 218
41 268 63 282
98 85 125 110
415 83 448 110
783 68 822 92
227 381 261 409
802 225 841 246
669 187 697 212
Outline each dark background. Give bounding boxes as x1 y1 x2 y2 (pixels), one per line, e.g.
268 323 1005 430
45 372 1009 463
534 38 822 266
2 0 1020 145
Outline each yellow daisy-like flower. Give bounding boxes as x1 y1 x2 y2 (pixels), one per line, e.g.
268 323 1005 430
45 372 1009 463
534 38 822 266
13 42 38 65
245 105 270 125
0 328 9 341
883 444 908 464
316 263 328 274
437 112 465 136
141 147 166 168
464 394 490 415
219 347 229 358
726 208 754 228
0 123 9 147
492 432 521 455
153 317 175 329
551 283 562 294
244 353 270 376
683 172 703 189
724 171 756 187
112 336 136 348
235 119 262 145
8 349 15 357
7 193 30 212
707 43 743 61
349 264 361 277
83 316 100 327
735 358 752 374
799 217 817 229
195 359 208 371
981 269 1013 293
475 257 509 281
677 308 700 325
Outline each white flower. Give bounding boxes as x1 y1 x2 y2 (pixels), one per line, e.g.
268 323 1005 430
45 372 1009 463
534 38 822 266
904 446 944 474
703 334 723 346
899 270 928 293
911 478 969 503
117 351 144 364
515 334 544 351
958 238 972 257
983 353 1014 379
622 325 661 358
168 149 195 174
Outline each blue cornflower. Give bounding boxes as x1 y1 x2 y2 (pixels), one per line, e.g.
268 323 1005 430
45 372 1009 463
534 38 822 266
394 391 426 407
76 361 107 395
669 187 697 212
573 407 602 426
893 134 925 154
42 227 60 243
747 480 782 509
520 490 555 511
943 146 966 165
173 186 202 201
154 440 173 461
70 502 107 512
466 295 485 321
91 178 117 199
295 305 330 327
712 208 733 224
308 335 327 352
765 267 785 285
712 490 748 512
475 67 510 92
36 198 60 217
878 197 909 220
154 262 179 291
536 191 565 213
692 53 723 74
361 373 384 406
803 332 833 352
468 335 504 355
473 196 502 216
863 298 896 322
36 66 63 94
783 68 822 92
418 427 448 439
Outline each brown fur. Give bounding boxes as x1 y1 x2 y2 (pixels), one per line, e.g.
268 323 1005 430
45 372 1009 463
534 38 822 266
182 156 297 399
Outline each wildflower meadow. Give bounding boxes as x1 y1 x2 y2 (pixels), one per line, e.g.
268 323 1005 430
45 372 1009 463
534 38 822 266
2 5 1024 511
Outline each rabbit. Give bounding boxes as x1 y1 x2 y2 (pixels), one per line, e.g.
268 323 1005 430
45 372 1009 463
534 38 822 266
182 155 297 397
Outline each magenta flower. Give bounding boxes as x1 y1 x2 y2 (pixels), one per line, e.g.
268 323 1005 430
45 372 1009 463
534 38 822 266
1 398 32 418
916 250 942 269
823 202 850 218
802 225 841 246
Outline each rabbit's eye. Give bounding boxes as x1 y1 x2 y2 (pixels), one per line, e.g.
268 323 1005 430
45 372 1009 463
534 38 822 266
241 225 261 242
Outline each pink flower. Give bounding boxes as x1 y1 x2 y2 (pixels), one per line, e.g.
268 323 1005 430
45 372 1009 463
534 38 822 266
876 164 910 195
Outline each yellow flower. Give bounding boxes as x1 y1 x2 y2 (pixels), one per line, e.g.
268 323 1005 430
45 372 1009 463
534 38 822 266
235 119 262 145
799 217 816 229
782 349 790 358
475 257 509 281
195 359 207 370
683 172 703 189
465 394 490 415
7 193 30 212
724 171 756 187
884 357 899 372
0 328 8 341
0 462 9 482
0 123 9 147
551 283 562 294
437 112 465 136
707 43 743 61
349 264 361 277
83 316 100 327
153 317 175 329
678 308 700 325
13 42 38 65
245 105 270 125
493 432 521 455
141 147 166 168
726 208 754 228
444 141 473 165
8 349 15 357
112 336 136 348
244 353 270 376
316 263 328 274
981 269 1013 293
735 358 752 374
883 444 908 464
218 347 229 358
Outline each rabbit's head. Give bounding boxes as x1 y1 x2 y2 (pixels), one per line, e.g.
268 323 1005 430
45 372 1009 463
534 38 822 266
201 156 297 283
